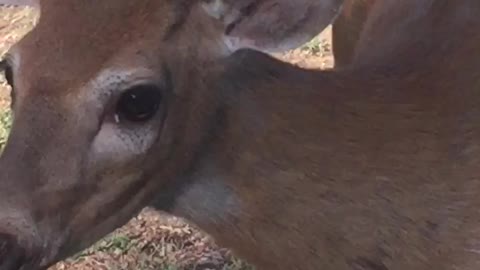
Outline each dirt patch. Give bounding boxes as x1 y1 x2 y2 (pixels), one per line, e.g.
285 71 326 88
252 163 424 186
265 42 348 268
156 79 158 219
0 6 333 270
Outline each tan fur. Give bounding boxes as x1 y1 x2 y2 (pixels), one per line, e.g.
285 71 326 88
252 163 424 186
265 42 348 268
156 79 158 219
1 0 480 270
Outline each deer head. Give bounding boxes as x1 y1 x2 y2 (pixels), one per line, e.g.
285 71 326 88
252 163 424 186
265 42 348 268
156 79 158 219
0 0 344 269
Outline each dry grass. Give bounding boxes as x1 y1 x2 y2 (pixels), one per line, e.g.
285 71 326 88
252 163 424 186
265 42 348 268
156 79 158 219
0 6 333 270
51 209 254 270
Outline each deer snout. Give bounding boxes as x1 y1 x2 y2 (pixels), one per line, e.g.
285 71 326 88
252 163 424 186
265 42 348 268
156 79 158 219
0 162 48 270
0 233 26 270
0 207 45 270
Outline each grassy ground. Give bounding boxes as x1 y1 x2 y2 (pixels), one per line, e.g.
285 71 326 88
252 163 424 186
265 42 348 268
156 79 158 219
0 6 334 270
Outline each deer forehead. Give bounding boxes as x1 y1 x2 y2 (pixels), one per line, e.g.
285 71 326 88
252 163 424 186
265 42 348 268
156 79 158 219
10 44 162 111
10 0 178 97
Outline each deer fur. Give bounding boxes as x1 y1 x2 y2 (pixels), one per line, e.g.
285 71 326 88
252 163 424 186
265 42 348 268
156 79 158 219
0 0 479 270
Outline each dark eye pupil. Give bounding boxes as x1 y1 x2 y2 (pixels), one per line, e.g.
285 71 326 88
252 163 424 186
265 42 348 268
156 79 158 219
117 84 162 122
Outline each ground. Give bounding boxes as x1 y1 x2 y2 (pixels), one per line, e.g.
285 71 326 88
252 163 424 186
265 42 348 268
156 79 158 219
0 6 334 270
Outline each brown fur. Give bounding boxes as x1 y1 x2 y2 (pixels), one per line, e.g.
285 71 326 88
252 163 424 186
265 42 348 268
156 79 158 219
0 0 480 270
331 0 376 67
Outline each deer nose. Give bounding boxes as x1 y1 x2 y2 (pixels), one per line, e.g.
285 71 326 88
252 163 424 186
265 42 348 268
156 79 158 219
0 233 26 270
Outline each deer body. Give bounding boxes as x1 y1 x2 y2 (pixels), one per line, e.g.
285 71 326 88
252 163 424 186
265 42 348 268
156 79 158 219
0 0 479 270
164 46 480 269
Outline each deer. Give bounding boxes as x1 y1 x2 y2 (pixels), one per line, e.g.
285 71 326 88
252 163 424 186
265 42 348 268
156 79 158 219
0 0 480 269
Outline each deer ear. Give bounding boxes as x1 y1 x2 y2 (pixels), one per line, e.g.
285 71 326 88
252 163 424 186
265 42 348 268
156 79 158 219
201 0 344 53
0 0 37 6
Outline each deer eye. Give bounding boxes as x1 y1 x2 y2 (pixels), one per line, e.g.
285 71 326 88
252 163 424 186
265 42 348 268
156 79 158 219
116 84 163 123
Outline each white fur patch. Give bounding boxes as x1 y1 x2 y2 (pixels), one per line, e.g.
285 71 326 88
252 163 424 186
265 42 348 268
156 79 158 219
201 0 228 20
86 67 154 100
175 168 242 225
